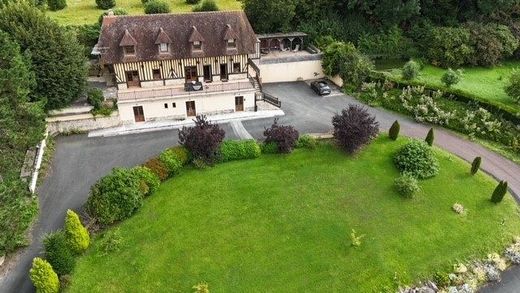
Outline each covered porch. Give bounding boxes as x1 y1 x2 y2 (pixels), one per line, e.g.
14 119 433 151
257 32 307 55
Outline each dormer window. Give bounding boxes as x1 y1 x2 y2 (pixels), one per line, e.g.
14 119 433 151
159 43 169 53
227 39 236 48
193 41 202 50
124 45 135 55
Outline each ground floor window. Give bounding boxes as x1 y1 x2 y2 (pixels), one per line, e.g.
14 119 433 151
153 69 161 80
233 62 241 73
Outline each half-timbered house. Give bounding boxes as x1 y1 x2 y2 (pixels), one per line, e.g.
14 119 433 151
95 11 260 123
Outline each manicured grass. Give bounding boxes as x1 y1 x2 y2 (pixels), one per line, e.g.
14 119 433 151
46 0 242 25
69 138 520 292
385 61 520 114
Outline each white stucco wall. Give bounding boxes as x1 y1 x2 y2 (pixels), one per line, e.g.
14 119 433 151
118 90 256 124
259 60 325 83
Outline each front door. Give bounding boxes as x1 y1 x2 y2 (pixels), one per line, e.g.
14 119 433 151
235 96 244 112
203 65 212 82
220 63 228 81
126 71 140 88
186 101 196 116
185 66 198 83
133 106 145 122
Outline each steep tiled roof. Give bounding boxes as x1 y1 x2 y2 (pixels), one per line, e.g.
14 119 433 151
154 28 172 44
119 30 137 46
97 11 257 64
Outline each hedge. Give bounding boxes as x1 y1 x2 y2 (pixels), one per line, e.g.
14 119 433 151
219 140 261 162
370 71 520 124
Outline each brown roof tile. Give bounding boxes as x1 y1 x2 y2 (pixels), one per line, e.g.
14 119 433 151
98 11 257 64
155 28 172 44
119 29 137 46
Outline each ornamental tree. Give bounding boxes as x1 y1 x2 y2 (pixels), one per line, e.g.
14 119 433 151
332 105 379 154
29 257 59 293
263 118 299 153
178 115 225 165
64 209 90 253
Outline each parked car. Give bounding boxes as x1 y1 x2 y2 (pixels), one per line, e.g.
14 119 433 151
310 80 331 95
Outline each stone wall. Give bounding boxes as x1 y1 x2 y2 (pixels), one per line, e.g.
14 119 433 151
46 112 121 135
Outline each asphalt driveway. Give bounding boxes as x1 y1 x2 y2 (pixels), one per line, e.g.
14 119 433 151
1 81 519 293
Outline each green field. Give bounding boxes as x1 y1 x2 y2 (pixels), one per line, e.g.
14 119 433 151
46 0 242 25
384 61 520 114
69 138 520 292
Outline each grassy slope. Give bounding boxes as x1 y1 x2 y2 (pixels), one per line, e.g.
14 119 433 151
46 0 242 25
69 138 520 292
384 61 520 113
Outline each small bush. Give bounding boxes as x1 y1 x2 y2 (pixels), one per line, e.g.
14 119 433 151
491 180 508 203
441 68 462 88
332 105 379 154
86 168 144 225
433 271 450 288
296 134 317 149
98 8 128 25
394 140 439 179
98 229 123 255
219 140 261 162
261 142 279 154
142 158 169 181
401 60 420 81
64 209 90 253
131 166 160 196
394 173 420 198
43 231 75 276
159 149 183 176
425 128 434 146
263 119 299 153
47 0 67 11
30 257 60 293
505 69 520 103
388 120 400 140
95 0 115 9
471 157 481 175
144 0 171 14
87 88 104 110
168 146 190 165
179 115 225 165
192 0 218 11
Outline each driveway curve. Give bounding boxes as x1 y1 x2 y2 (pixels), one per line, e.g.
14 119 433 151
0 81 518 293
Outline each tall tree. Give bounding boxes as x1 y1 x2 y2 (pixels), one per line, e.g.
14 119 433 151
0 30 45 180
242 0 296 33
335 0 420 28
0 1 87 110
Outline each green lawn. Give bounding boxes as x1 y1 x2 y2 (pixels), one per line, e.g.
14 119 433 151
385 61 520 114
46 0 242 25
69 138 520 292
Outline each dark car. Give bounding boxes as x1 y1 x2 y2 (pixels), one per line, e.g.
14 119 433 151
310 80 331 95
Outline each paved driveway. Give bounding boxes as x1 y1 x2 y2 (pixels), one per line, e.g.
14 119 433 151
1 81 519 293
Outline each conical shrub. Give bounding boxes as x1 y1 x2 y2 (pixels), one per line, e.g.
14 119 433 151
491 181 508 203
389 120 400 141
425 128 434 146
65 209 90 253
470 157 481 175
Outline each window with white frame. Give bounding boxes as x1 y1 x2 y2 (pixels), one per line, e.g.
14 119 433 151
227 39 236 48
193 41 202 50
159 43 168 53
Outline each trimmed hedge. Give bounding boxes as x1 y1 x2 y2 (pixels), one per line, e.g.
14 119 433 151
370 71 520 124
43 232 75 276
142 158 169 181
394 140 439 179
159 150 183 176
219 140 261 162
296 134 317 149
261 142 279 154
132 166 160 196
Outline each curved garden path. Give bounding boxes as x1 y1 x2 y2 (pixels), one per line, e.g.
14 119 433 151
0 81 518 293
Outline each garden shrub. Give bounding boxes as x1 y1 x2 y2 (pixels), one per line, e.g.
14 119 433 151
144 0 170 14
441 68 461 88
30 257 59 293
168 146 189 165
142 158 169 181
0 180 38 254
425 128 434 146
95 0 115 9
98 229 123 255
219 140 261 162
98 8 128 25
296 134 317 149
465 22 518 66
64 209 90 253
433 271 450 288
263 119 299 153
86 168 144 225
401 60 420 81
358 26 416 59
491 181 508 203
332 104 379 154
186 0 200 4
388 120 400 140
426 26 473 68
504 69 520 103
322 41 374 88
394 173 420 198
394 140 439 179
47 0 66 11
261 142 279 154
192 0 218 12
179 115 225 165
43 231 75 276
131 166 160 196
70 24 101 57
87 88 103 110
471 157 481 175
159 149 183 176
